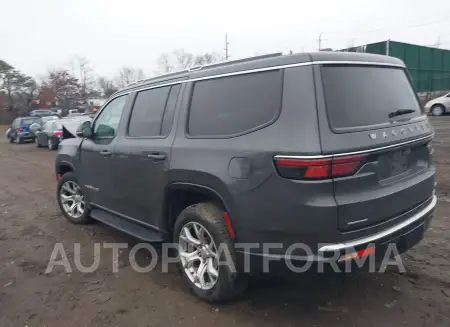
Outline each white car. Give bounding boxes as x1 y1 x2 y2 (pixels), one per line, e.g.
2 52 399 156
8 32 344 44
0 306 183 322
424 92 450 116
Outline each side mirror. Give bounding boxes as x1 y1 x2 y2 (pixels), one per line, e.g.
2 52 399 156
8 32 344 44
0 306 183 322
29 123 41 134
76 120 92 138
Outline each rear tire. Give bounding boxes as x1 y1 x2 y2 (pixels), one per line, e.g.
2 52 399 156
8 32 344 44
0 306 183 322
57 172 91 224
36 137 42 148
16 135 23 144
9 136 14 143
431 104 445 116
174 203 247 303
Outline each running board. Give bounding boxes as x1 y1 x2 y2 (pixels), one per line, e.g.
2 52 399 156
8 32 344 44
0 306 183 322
90 208 164 242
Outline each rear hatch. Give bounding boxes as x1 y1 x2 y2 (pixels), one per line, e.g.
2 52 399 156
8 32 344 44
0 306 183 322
317 63 434 231
20 118 40 133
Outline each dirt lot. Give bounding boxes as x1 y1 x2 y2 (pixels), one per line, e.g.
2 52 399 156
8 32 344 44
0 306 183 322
1 118 450 327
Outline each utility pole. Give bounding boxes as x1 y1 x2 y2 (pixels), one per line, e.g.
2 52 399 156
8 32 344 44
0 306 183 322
224 33 230 60
317 32 326 51
434 36 441 48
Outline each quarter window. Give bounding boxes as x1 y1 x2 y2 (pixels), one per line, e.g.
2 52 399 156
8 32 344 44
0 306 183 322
188 70 282 136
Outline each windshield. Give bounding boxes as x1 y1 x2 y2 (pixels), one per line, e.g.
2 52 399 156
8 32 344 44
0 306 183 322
321 65 423 131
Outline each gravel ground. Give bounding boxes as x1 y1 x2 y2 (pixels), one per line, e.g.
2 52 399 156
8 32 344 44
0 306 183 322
0 118 450 327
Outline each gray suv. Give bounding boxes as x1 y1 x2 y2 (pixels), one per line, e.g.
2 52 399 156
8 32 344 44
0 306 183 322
55 52 436 302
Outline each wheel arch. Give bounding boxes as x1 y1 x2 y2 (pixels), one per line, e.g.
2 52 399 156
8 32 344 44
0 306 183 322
163 182 235 238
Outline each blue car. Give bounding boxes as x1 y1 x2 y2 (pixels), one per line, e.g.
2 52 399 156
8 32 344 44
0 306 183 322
7 116 41 144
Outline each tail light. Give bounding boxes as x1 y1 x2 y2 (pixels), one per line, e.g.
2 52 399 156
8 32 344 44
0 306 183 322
17 127 23 132
53 130 63 137
274 154 367 180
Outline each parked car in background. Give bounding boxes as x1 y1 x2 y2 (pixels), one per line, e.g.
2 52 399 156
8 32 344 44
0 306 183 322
7 116 41 144
67 109 81 117
30 109 57 117
34 120 64 150
425 92 450 116
32 115 93 149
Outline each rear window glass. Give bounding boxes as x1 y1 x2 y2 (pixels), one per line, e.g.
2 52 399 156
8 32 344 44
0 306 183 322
188 70 282 136
21 118 39 125
321 65 422 130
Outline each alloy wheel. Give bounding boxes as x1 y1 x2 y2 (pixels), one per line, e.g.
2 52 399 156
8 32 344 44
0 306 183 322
178 222 219 290
48 139 52 150
60 181 85 219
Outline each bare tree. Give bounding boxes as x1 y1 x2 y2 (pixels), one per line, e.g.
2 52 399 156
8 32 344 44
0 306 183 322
98 77 118 97
45 70 82 110
155 50 222 74
115 67 145 89
156 53 174 73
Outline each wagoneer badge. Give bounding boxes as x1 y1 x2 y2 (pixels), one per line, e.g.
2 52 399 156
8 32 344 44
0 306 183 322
368 123 430 140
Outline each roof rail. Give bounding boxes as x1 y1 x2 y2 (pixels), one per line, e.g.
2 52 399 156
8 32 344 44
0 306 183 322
124 69 189 89
123 52 284 90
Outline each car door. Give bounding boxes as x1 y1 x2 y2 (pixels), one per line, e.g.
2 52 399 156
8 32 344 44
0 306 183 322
78 94 129 212
113 84 182 226
443 93 450 110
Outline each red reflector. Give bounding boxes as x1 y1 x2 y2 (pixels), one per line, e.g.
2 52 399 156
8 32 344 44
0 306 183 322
53 130 63 137
223 212 235 239
57 174 61 181
338 246 375 262
17 127 23 132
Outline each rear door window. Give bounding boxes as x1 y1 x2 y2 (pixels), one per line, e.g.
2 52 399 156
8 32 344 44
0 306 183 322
188 70 282 136
321 65 422 131
128 86 171 137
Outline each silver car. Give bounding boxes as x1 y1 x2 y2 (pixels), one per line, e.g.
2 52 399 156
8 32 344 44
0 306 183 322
424 92 450 116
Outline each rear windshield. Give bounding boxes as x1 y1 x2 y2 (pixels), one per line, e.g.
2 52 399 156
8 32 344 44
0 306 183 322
21 118 39 125
321 65 422 131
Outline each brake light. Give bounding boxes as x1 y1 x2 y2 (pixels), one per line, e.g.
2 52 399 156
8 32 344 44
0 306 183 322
17 127 23 132
274 154 367 180
53 130 63 137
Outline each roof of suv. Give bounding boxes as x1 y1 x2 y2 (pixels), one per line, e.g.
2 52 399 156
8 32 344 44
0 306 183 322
116 52 405 96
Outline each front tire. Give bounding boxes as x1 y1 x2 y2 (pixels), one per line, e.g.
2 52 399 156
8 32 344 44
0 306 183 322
57 172 90 224
174 203 247 303
36 137 42 148
431 104 445 116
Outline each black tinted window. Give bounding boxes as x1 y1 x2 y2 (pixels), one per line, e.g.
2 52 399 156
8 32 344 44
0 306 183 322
128 86 171 137
321 65 422 130
161 84 181 136
188 71 282 136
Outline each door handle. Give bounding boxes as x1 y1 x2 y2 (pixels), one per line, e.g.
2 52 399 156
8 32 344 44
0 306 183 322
146 153 166 160
100 150 112 157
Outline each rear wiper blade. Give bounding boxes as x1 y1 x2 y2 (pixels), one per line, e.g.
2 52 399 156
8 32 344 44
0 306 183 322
388 109 416 119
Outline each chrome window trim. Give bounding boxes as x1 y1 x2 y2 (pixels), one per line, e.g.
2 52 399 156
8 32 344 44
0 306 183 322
107 60 406 102
319 195 437 252
274 133 433 160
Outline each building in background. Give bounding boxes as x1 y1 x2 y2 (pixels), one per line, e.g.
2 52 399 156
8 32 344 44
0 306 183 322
340 40 450 95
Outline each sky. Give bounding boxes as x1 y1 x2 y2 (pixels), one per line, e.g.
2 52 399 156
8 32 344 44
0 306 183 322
1 0 450 80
